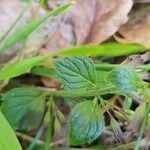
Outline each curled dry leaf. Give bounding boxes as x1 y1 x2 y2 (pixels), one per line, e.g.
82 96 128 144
44 0 133 52
122 52 150 81
115 5 150 47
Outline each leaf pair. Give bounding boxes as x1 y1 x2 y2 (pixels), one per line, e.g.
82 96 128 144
54 56 143 94
54 56 144 145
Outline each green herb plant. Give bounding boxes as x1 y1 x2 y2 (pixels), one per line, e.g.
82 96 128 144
0 1 150 150
0 54 150 150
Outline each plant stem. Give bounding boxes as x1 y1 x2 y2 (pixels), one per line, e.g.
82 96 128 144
40 86 118 97
94 63 150 71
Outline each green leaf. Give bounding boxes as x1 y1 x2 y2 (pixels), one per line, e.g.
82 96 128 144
68 101 105 145
0 55 48 80
0 2 72 53
107 66 143 92
1 87 45 131
0 111 22 150
54 56 97 91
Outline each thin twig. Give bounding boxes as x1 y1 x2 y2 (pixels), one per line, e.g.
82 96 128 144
16 131 66 146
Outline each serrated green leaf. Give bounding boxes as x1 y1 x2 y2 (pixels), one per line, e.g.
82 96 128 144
68 101 105 145
107 66 143 92
0 111 22 150
54 56 97 91
1 87 45 131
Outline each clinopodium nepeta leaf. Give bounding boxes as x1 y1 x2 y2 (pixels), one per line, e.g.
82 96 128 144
107 66 143 92
68 101 105 145
54 56 97 91
1 87 46 131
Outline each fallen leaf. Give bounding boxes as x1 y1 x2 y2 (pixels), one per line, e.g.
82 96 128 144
41 76 61 88
115 5 150 47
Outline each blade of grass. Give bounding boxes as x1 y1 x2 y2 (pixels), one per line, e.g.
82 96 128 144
56 43 148 56
136 65 150 71
134 102 150 150
0 43 149 80
0 1 73 53
0 0 33 43
28 127 44 150
0 55 49 80
0 111 22 150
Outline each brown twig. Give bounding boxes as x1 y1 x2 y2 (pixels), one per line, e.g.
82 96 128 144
16 131 66 147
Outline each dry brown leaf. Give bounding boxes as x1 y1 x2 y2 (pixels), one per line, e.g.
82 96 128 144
44 0 133 52
41 76 61 88
114 5 150 46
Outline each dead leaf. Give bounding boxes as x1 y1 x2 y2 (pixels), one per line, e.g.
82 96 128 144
41 76 60 88
114 5 150 47
44 0 133 52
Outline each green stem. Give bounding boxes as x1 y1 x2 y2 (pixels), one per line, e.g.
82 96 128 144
41 86 118 97
44 95 54 150
94 63 150 71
